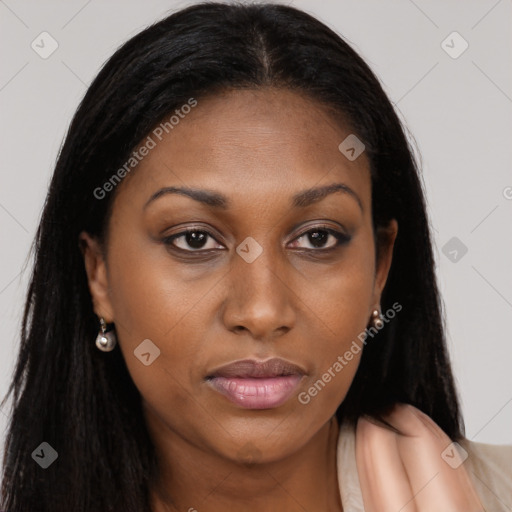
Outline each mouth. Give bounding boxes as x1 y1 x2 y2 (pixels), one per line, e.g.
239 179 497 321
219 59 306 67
205 358 306 410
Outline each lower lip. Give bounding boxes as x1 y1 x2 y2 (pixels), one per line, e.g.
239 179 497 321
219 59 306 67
207 375 303 409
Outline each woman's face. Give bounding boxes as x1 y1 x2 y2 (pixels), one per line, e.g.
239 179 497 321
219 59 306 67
81 88 397 464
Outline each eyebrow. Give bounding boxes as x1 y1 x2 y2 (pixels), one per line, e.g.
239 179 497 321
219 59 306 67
143 183 363 212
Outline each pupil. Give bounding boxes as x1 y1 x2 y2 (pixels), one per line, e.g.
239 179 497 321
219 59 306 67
309 230 328 248
184 230 330 250
186 231 206 249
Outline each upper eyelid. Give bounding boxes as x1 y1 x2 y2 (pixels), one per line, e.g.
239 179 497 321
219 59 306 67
167 224 346 248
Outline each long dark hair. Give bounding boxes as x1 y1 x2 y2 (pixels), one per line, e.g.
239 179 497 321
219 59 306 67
1 2 463 510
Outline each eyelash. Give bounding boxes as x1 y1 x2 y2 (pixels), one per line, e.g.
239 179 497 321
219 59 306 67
162 225 351 254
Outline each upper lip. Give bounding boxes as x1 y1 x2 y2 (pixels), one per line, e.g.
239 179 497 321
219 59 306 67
206 358 307 379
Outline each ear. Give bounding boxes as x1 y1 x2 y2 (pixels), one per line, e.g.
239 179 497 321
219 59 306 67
78 231 115 322
371 219 398 308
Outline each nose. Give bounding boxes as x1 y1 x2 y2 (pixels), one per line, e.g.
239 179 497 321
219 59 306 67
220 241 297 341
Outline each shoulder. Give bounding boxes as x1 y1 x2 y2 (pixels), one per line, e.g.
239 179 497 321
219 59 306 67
459 438 512 511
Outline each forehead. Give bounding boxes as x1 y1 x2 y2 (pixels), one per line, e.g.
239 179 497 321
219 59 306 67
114 88 371 211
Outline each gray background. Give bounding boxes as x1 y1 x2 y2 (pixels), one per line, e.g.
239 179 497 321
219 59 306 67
1 0 511 467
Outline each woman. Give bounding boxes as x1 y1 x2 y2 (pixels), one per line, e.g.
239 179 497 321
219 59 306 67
1 2 511 511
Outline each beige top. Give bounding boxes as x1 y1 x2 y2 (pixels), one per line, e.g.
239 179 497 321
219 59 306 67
337 421 512 511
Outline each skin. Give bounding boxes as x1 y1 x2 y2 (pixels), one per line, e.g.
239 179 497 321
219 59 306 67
80 87 398 512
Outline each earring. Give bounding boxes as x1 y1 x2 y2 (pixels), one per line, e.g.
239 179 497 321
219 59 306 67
95 317 117 352
371 308 384 329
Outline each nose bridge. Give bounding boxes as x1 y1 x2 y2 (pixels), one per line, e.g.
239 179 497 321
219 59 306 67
223 235 296 338
238 238 282 296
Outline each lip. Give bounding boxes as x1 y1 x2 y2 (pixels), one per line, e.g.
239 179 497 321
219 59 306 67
205 358 306 409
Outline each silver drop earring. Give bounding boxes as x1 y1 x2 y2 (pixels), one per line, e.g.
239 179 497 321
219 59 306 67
95 317 117 352
371 308 384 329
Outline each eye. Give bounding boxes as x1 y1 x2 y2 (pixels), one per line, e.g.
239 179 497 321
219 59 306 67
288 226 350 250
163 228 224 252
163 225 350 254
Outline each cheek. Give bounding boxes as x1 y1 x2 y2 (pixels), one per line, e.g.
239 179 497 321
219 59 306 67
293 295 368 423
106 228 215 341
104 235 216 407
295 239 375 405
303 235 376 337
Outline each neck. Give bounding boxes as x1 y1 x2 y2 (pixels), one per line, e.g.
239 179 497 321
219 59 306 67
148 415 343 512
